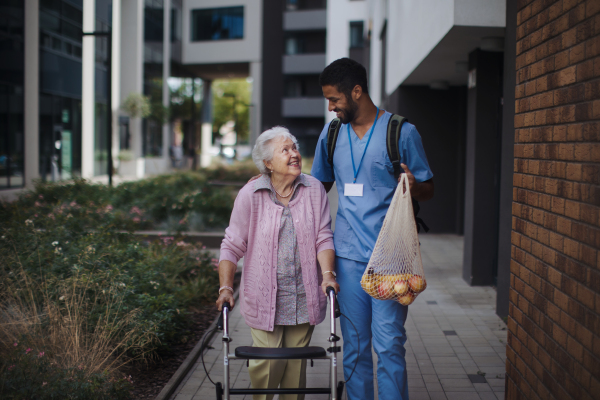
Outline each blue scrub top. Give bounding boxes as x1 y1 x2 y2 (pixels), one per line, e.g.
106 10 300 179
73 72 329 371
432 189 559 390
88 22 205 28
311 111 434 263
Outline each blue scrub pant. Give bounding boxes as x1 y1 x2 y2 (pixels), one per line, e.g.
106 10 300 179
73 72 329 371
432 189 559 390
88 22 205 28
336 257 409 400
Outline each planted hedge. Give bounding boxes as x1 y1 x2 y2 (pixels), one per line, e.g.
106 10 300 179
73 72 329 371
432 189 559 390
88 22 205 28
0 169 257 399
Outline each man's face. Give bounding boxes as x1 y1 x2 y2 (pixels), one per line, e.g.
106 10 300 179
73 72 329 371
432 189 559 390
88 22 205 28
322 85 358 124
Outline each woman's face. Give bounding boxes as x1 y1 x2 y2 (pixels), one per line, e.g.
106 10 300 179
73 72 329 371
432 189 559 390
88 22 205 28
265 137 302 179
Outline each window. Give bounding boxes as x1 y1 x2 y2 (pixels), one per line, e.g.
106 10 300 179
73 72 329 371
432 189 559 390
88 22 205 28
191 6 244 41
350 21 364 48
39 0 83 59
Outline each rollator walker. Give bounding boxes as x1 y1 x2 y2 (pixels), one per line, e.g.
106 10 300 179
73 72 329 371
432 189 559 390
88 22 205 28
215 287 344 400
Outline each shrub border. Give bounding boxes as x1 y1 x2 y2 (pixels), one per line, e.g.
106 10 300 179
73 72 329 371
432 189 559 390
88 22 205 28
154 288 239 400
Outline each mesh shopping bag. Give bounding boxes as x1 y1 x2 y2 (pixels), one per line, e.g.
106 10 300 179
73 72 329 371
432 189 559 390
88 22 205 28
360 174 427 305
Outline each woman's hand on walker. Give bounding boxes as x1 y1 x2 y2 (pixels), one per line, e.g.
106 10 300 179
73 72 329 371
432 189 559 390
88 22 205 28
216 290 235 311
321 276 340 295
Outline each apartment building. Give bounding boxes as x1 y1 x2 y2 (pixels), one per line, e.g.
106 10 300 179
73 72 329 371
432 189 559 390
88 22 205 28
335 3 600 398
329 0 510 298
1 0 327 198
262 0 328 152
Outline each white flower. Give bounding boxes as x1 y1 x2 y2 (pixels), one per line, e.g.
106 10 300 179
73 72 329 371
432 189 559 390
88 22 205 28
59 296 65 301
25 219 33 226
52 241 59 246
119 282 126 287
54 247 62 254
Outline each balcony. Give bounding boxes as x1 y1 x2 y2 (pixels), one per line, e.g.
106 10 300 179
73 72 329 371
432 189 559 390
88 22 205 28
282 54 326 74
283 9 327 31
281 97 325 118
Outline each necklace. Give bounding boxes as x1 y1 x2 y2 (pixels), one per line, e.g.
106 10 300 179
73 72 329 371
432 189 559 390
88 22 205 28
271 180 294 198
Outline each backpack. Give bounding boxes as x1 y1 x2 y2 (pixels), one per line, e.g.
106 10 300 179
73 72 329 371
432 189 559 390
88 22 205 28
326 114 429 233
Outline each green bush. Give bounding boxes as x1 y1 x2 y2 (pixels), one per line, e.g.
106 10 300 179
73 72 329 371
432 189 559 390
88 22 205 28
6 170 249 232
0 175 224 398
0 342 131 399
111 172 235 232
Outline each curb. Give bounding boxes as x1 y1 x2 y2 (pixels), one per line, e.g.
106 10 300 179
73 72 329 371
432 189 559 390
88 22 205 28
155 289 239 400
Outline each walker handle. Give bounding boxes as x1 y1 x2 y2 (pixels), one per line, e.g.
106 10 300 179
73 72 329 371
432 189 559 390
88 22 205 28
326 287 341 318
217 302 230 330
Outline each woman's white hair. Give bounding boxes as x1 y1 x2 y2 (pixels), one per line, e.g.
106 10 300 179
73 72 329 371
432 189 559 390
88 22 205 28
252 126 300 175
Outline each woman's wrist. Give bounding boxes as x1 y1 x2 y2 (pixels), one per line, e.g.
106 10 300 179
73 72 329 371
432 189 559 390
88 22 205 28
322 270 336 279
219 285 234 295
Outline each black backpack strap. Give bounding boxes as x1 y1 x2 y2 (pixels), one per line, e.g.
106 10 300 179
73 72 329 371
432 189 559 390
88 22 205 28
386 114 407 181
386 114 429 233
326 118 342 166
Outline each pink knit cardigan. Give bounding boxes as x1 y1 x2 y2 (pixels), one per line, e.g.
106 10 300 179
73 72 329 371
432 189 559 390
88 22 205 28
219 174 334 331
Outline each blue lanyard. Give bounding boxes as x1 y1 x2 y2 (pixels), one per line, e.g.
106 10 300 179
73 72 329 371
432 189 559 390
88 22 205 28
348 106 380 183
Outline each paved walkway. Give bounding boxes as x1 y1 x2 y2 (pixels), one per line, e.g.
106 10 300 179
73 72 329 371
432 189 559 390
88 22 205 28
170 234 507 400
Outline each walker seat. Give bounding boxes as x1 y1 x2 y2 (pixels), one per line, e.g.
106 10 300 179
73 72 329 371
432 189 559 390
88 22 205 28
234 346 327 360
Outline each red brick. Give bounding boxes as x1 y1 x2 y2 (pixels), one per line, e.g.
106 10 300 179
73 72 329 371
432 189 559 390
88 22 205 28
536 75 550 93
585 35 600 59
552 65 577 86
553 124 568 141
548 1 564 21
562 26 578 48
594 99 600 118
555 49 571 69
517 83 526 98
577 58 596 81
586 0 600 18
592 143 600 162
572 143 591 160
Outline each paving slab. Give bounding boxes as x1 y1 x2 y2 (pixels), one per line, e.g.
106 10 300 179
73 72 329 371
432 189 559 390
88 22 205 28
167 234 507 400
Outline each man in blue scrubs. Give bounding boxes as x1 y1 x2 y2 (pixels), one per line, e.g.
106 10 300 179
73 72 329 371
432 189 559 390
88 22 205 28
311 58 434 400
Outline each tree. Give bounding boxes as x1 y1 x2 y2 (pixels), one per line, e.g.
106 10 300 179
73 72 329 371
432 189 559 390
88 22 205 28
212 79 251 143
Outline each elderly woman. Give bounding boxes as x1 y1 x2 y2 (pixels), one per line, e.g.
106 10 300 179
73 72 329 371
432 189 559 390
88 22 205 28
216 126 338 400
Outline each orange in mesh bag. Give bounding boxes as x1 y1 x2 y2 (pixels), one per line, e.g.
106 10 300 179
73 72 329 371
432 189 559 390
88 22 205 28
360 174 427 305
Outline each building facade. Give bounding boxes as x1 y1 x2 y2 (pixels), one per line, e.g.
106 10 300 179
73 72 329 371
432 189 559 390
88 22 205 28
1 0 331 200
507 1 600 398
334 1 599 398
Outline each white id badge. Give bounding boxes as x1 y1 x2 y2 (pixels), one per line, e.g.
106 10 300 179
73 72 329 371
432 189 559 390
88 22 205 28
344 183 363 197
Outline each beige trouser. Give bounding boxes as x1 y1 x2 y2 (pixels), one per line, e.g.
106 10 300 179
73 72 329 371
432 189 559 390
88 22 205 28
248 323 315 400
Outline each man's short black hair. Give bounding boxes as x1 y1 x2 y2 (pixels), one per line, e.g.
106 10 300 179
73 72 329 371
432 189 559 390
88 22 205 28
319 58 369 99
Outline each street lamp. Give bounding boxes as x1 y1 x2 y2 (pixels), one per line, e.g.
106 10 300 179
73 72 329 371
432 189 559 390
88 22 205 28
82 29 113 186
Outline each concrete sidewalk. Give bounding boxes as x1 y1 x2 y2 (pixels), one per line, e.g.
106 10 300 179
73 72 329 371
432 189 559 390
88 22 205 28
170 234 507 400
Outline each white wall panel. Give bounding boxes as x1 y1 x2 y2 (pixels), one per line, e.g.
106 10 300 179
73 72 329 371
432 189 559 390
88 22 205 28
386 0 455 95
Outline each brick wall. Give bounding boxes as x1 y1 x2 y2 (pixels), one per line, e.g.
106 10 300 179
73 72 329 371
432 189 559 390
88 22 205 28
507 0 600 399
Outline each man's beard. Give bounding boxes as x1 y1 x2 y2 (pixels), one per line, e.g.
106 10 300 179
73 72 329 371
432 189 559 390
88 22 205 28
336 96 359 124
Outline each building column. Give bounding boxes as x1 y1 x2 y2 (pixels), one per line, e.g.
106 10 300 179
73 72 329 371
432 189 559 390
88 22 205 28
162 0 172 171
81 0 95 178
120 0 144 177
250 61 262 146
24 0 39 189
111 0 121 171
495 0 517 318
462 49 504 286
200 80 212 168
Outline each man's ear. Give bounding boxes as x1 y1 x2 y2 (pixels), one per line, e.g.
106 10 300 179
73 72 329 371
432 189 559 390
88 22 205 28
352 84 363 101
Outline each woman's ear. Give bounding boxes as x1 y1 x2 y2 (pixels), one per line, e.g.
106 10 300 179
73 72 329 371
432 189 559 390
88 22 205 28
264 160 271 172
